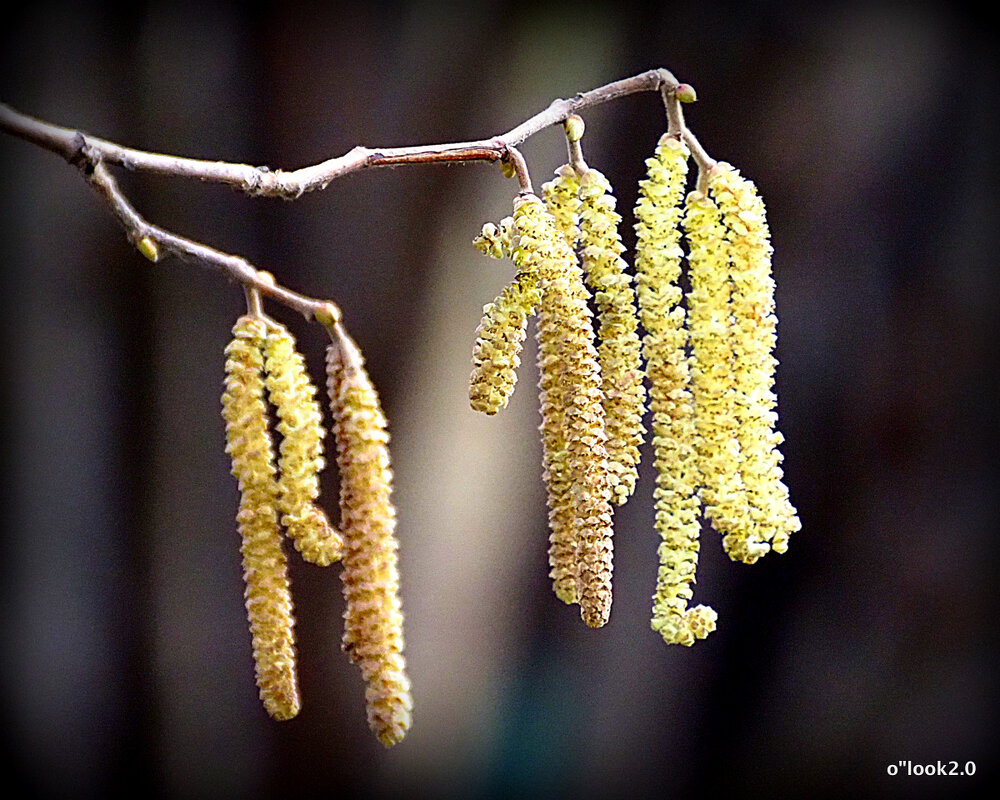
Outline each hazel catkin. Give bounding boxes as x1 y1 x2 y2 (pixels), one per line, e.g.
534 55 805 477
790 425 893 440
263 320 344 566
326 326 412 746
473 217 515 260
634 135 715 646
541 163 582 248
683 189 758 559
515 193 615 628
468 269 541 415
578 166 646 506
708 163 801 561
222 315 300 719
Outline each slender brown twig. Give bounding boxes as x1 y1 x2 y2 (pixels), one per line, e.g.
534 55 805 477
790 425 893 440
0 68 691 318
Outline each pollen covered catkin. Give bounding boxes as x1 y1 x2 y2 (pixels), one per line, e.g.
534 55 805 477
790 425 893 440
516 193 614 627
634 135 716 646
469 269 541 415
683 190 757 557
264 321 344 565
538 166 583 605
222 315 300 719
542 163 582 248
473 217 515 260
709 163 800 560
578 167 646 505
326 328 412 747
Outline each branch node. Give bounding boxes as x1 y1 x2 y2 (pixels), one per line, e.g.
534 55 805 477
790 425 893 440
67 132 89 168
136 236 160 263
314 301 342 327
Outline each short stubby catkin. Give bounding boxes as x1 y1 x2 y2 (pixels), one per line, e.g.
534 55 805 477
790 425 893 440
221 315 300 719
683 190 758 558
634 135 715 646
578 166 646 505
326 328 411 747
468 269 541 415
473 217 515 260
263 321 344 566
708 163 800 560
515 193 614 628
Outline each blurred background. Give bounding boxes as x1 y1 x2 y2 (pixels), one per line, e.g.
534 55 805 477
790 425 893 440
1 1 996 798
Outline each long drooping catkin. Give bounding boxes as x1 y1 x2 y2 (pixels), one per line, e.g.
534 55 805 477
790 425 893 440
468 270 541 415
222 315 300 719
516 193 615 628
683 190 758 559
538 168 582 604
326 327 412 747
709 163 800 560
634 135 716 646
578 166 646 505
263 321 344 565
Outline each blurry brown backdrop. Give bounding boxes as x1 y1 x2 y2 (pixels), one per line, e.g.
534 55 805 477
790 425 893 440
1 2 996 798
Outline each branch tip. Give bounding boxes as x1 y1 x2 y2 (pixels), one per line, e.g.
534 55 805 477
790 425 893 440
314 301 342 328
563 114 585 143
674 83 698 104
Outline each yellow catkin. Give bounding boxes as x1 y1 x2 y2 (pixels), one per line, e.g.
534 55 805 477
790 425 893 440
468 269 541 415
326 327 412 747
634 135 716 646
683 190 759 558
578 166 647 505
542 163 582 248
221 315 300 720
709 163 801 558
538 165 583 605
263 321 344 566
473 217 515 260
516 193 614 627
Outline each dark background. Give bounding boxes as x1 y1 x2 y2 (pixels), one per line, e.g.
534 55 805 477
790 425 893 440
1 2 996 798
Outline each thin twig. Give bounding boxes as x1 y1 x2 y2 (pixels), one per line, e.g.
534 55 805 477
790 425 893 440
504 146 533 194
86 161 334 320
1 69 679 197
0 68 690 317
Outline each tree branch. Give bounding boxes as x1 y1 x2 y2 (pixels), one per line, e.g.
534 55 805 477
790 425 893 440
0 67 695 320
85 160 337 321
1 68 680 197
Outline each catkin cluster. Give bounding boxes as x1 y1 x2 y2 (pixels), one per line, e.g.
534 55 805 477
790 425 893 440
222 315 304 720
221 312 410 746
468 130 798 645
